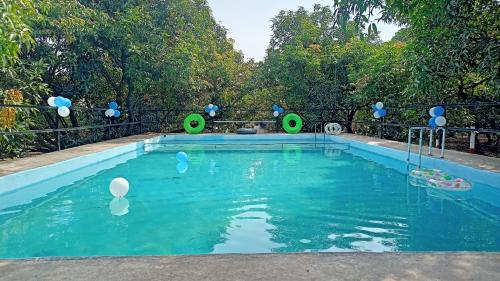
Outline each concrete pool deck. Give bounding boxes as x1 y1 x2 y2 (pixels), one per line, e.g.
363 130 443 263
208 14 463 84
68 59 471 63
1 253 499 281
0 133 160 177
341 133 500 173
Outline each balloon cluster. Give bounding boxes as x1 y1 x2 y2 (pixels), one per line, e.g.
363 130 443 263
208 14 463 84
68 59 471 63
47 96 72 117
105 101 121 118
371 102 387 119
272 104 285 117
204 104 219 117
176 151 189 173
428 106 446 128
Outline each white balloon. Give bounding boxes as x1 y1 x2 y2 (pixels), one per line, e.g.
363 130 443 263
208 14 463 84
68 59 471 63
109 177 129 198
209 110 216 117
47 97 56 107
273 111 279 117
373 111 381 119
109 198 129 216
429 107 436 117
105 109 115 117
208 104 214 109
376 102 384 110
435 116 447 126
57 106 70 117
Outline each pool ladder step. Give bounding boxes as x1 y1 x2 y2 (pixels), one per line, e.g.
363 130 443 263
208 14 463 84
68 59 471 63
407 127 446 168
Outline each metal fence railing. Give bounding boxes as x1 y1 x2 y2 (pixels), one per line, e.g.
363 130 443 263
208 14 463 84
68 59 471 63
0 103 140 156
1 102 499 158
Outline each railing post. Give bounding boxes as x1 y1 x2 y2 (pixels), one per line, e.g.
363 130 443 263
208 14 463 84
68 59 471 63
56 114 61 151
440 128 446 158
428 129 434 155
418 128 424 168
407 128 413 163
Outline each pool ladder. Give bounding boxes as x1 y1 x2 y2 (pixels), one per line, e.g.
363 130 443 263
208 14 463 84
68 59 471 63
314 122 326 146
407 127 446 168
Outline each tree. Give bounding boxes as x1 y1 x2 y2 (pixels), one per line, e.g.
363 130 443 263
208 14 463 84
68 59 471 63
333 0 500 101
0 0 37 67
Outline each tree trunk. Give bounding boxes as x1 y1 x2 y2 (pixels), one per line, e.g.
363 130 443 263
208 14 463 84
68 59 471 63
346 110 356 133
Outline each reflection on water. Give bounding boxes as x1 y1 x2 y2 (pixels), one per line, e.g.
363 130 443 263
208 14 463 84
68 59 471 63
213 206 285 253
109 198 129 216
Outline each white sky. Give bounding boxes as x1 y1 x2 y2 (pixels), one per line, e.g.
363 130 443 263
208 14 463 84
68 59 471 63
207 0 400 61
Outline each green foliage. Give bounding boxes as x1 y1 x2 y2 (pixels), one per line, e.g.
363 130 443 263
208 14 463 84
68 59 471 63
0 0 37 67
1 1 498 157
0 60 49 158
333 0 500 102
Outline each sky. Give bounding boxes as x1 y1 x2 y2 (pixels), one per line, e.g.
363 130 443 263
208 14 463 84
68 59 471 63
207 0 400 61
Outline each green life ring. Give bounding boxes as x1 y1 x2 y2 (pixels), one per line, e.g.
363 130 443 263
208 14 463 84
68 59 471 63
282 113 303 134
183 113 205 134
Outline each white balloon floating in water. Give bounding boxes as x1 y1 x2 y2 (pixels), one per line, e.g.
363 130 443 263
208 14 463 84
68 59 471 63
57 106 70 117
47 97 56 107
109 177 129 198
105 109 115 117
273 111 279 117
435 116 447 127
375 102 384 110
209 110 216 117
109 198 129 216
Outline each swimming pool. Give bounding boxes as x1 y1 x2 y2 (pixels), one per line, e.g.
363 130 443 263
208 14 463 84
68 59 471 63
0 134 499 258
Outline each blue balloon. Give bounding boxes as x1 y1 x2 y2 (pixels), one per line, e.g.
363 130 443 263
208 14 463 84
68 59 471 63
176 151 188 162
272 104 279 111
63 98 72 108
109 101 119 110
54 96 65 107
204 106 211 113
213 105 219 112
113 110 121 117
428 117 437 128
176 161 188 174
434 106 444 116
278 107 284 114
378 109 387 117
371 104 378 111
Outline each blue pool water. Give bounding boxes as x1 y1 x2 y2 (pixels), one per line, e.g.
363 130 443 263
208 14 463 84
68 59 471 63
0 143 499 258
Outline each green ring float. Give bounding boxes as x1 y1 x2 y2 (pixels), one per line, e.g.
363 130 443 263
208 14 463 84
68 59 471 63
282 113 303 134
183 113 205 134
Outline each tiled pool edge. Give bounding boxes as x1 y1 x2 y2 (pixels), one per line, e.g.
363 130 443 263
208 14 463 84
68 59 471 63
0 133 498 196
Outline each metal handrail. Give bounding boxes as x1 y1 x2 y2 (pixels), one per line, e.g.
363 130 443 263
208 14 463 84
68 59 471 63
0 122 139 136
408 126 448 168
429 128 446 158
314 122 325 146
407 127 426 168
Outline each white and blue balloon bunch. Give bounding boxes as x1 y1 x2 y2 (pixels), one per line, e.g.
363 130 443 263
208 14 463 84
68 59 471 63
47 96 72 117
371 102 387 119
272 104 285 117
428 106 446 128
105 101 121 118
204 104 220 117
176 151 189 174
